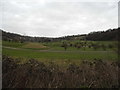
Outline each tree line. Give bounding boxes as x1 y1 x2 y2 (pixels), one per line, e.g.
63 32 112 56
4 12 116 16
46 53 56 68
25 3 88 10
1 27 119 43
86 28 119 41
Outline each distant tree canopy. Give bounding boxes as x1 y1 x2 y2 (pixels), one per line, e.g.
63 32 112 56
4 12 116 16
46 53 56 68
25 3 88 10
86 28 119 41
1 27 119 42
2 30 54 43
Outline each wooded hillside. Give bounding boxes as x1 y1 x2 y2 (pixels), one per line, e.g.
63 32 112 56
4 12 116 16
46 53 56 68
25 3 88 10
1 27 119 42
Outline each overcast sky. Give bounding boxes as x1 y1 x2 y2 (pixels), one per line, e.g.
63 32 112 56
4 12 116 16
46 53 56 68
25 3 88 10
0 0 119 37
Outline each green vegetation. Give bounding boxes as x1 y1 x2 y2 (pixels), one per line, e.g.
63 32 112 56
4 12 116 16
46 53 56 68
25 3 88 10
3 48 117 61
2 41 25 48
3 40 117 50
2 40 118 66
3 41 49 49
2 28 119 88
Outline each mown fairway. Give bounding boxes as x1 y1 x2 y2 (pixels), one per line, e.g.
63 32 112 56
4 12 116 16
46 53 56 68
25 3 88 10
2 41 118 65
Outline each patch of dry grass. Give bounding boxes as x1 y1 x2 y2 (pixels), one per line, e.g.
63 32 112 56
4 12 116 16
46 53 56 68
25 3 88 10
22 43 48 49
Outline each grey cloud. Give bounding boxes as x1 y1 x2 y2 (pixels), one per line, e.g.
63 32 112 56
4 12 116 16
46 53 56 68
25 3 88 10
0 0 118 37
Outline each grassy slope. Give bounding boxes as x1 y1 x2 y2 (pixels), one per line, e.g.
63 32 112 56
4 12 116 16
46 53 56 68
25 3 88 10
3 47 117 60
2 41 25 48
3 41 117 51
2 41 49 50
2 40 118 65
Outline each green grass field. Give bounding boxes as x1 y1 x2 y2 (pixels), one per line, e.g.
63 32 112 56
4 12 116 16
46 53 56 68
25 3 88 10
2 41 118 66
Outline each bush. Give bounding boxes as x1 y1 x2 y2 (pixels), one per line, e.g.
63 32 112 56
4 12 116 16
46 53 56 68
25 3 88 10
2 56 119 88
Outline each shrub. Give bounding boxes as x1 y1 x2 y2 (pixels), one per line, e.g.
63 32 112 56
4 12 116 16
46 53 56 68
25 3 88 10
2 56 119 88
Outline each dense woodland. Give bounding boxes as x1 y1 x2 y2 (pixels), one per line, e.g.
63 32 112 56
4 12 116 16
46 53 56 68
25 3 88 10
1 27 119 42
